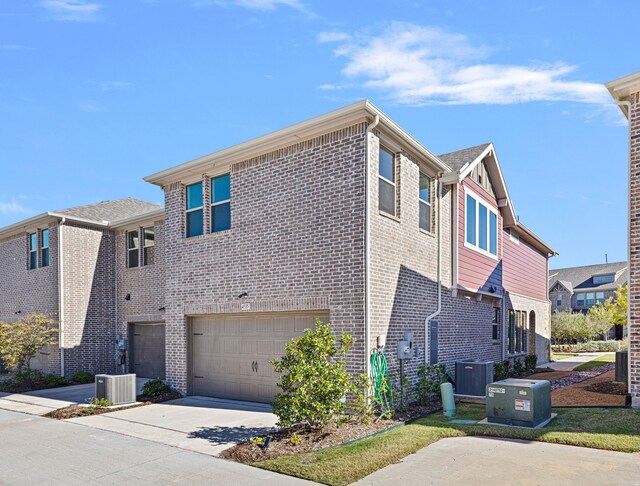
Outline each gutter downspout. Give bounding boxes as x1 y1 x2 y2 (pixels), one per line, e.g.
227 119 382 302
425 178 443 363
58 218 66 377
365 115 379 379
618 99 632 394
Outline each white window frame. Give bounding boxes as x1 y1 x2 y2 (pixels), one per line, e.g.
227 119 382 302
419 171 432 232
210 174 231 233
509 228 520 244
596 291 605 305
142 226 154 266
28 232 37 270
557 294 562 307
577 293 585 306
127 230 139 268
594 275 614 284
185 181 204 238
378 145 396 216
464 187 499 259
586 292 595 306
41 228 49 268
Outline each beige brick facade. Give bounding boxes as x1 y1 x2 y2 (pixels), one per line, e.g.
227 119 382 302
630 91 640 407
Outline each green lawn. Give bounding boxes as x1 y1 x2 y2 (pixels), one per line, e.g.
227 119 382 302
574 353 616 371
255 404 640 486
551 352 578 361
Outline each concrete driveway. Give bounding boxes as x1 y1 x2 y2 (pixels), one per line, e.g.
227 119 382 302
355 436 640 486
67 396 279 456
0 408 312 485
0 378 148 416
548 352 613 371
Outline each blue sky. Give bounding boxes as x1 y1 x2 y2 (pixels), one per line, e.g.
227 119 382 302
0 0 634 269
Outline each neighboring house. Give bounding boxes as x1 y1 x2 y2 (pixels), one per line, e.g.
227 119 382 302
0 198 163 377
607 71 640 409
0 101 556 403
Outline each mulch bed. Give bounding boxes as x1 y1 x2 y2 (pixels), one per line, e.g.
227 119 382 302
548 363 616 391
45 391 182 420
552 370 627 407
221 400 443 464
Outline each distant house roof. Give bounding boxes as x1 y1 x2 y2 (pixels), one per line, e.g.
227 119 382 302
549 261 628 294
438 143 491 173
54 198 162 225
0 198 163 240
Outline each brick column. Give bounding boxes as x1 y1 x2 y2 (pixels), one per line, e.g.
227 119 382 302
630 91 640 408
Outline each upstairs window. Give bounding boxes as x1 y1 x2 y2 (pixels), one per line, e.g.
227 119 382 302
211 174 231 233
186 182 203 238
593 274 614 284
41 229 49 267
586 292 595 306
557 294 562 307
577 293 585 306
419 172 431 232
378 146 396 216
143 227 155 266
465 191 498 257
596 291 605 305
127 230 139 268
28 232 37 270
509 228 520 244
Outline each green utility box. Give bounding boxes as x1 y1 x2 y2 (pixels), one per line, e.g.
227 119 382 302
486 379 551 428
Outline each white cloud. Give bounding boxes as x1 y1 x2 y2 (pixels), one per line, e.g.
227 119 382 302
317 31 352 43
39 0 102 22
0 200 32 216
323 22 610 106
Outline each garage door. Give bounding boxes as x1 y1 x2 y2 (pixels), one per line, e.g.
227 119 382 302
131 323 166 380
190 312 326 403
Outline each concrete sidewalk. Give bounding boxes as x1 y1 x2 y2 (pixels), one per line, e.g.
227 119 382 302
66 396 278 456
355 436 640 486
0 408 313 485
547 352 613 371
0 378 148 415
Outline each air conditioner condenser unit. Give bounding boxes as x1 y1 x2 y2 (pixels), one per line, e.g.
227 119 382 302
95 374 137 405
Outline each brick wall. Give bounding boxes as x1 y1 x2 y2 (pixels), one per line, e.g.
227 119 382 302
505 292 550 364
162 124 367 394
549 286 572 313
60 223 116 377
0 225 60 374
629 91 640 408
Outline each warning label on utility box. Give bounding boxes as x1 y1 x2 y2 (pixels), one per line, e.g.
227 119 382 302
515 399 531 412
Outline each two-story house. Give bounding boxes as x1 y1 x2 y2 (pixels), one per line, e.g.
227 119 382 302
0 100 556 402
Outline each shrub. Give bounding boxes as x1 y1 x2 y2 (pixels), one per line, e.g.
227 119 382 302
141 378 172 397
494 360 511 381
13 368 44 387
271 320 354 430
350 373 375 425
72 371 95 384
0 313 59 370
552 340 623 353
44 373 68 388
513 358 524 375
524 354 538 372
84 397 112 415
413 364 448 405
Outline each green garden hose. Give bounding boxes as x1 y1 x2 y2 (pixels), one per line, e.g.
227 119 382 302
370 350 393 417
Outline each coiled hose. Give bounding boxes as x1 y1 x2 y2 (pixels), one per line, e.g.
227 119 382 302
370 350 393 417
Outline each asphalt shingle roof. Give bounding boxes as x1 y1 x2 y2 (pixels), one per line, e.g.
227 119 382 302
438 143 491 173
548 261 627 293
54 198 162 225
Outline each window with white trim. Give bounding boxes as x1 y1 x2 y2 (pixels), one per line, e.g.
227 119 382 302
596 291 605 305
211 174 231 233
577 293 585 306
557 294 562 307
465 191 498 257
509 228 520 244
419 172 431 232
127 230 139 268
492 307 500 340
41 229 49 268
186 182 203 238
378 145 396 215
586 292 595 306
593 274 614 284
143 227 154 266
28 232 37 270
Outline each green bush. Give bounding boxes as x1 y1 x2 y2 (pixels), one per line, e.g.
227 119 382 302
72 371 95 384
141 378 172 397
44 373 68 387
494 360 511 381
413 364 448 405
524 354 538 372
13 369 44 387
513 358 524 374
552 340 622 353
350 373 375 425
271 320 355 430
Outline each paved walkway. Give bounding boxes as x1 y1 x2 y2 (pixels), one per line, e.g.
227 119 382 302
355 436 640 485
547 352 612 371
0 408 313 485
0 379 148 416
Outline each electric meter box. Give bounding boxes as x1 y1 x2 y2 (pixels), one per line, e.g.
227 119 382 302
486 378 551 428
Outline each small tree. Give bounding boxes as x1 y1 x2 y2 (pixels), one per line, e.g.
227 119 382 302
0 313 59 371
587 303 615 339
609 285 628 327
271 320 355 430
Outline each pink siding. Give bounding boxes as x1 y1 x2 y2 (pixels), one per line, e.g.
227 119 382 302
457 178 502 293
502 229 548 301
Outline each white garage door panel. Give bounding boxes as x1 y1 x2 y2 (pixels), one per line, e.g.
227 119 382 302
190 313 327 403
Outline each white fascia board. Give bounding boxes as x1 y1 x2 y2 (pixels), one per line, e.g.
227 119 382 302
144 100 450 186
605 71 640 118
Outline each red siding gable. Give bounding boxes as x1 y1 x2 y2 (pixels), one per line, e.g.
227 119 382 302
502 228 548 301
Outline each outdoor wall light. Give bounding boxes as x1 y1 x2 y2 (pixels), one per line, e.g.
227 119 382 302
238 291 249 298
124 293 131 301
158 307 166 312
14 310 21 315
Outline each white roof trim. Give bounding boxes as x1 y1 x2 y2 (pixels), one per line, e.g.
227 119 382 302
144 100 451 186
605 71 640 118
